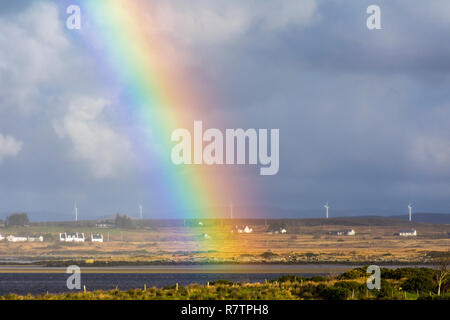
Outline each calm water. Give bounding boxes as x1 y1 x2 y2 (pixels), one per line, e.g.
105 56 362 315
0 273 318 295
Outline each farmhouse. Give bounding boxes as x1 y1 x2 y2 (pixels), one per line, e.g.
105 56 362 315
91 233 103 243
60 232 77 242
270 228 287 234
6 235 28 242
329 229 356 236
396 229 417 237
66 232 77 241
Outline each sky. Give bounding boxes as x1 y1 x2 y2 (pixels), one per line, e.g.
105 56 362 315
1 0 450 220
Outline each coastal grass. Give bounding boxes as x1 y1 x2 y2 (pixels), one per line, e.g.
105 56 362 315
1 267 448 300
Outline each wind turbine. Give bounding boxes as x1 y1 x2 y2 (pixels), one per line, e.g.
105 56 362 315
74 202 78 222
324 202 329 219
139 204 143 220
408 204 413 222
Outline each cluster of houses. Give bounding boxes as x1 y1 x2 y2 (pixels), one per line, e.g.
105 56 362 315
193 218 419 238
329 229 356 236
231 225 254 234
0 234 43 242
59 232 104 243
0 232 107 242
230 225 288 234
327 228 418 237
395 229 417 237
229 225 419 237
95 223 115 229
0 226 419 244
268 228 287 234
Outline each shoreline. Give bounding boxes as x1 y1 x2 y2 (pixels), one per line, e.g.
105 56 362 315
0 263 435 274
0 260 439 267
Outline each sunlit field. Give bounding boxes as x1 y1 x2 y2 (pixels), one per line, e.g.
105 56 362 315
1 219 448 266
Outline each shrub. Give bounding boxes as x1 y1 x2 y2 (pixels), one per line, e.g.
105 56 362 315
209 280 234 286
294 283 318 298
397 268 434 279
402 276 435 293
260 251 279 259
318 287 350 300
5 213 29 227
380 268 400 280
309 276 327 282
334 281 361 293
338 267 367 280
418 292 450 300
375 279 396 299
43 233 54 241
304 252 318 258
274 275 305 283
114 214 135 229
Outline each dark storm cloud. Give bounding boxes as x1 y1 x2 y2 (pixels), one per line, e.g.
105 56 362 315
199 0 450 214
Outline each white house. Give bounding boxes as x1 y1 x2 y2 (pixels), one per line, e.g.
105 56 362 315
329 229 356 236
397 229 417 237
267 228 288 234
66 232 77 242
237 226 253 233
232 225 253 234
28 235 43 242
6 235 28 242
60 232 85 242
73 232 85 242
0 234 4 241
91 233 103 243
346 229 356 236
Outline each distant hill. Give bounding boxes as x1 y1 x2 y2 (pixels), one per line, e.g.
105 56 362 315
386 213 450 225
255 216 417 227
3 207 450 225
210 206 450 225
292 214 450 226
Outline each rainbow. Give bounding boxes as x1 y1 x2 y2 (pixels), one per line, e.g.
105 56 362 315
69 0 252 223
